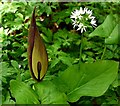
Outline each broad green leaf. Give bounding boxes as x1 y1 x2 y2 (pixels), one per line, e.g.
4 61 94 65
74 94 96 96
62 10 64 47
10 80 39 104
53 60 119 102
89 14 116 37
89 14 118 44
34 80 68 104
105 24 119 44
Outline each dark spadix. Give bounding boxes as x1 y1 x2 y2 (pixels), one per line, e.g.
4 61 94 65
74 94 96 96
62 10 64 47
28 7 48 82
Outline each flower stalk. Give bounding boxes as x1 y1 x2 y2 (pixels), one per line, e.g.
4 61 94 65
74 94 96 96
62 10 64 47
79 33 83 64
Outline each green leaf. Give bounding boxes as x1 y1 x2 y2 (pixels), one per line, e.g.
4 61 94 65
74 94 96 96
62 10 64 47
2 91 15 104
0 81 2 105
10 80 39 104
21 52 27 58
105 24 119 44
89 14 119 44
12 42 21 47
50 59 60 68
45 6 52 15
89 14 115 37
11 60 19 69
59 56 73 66
41 28 53 43
1 62 16 76
53 60 119 102
0 62 9 77
0 62 18 83
34 80 68 104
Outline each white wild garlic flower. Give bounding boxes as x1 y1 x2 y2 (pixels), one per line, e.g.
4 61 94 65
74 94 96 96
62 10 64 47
70 7 97 33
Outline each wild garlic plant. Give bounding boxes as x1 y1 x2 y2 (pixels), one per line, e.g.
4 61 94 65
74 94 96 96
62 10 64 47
70 7 97 63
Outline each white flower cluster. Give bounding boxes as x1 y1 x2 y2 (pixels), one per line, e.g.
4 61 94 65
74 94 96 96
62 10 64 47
70 7 97 33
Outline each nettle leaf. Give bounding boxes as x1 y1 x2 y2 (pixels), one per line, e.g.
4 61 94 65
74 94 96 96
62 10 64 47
34 81 68 104
89 14 118 44
10 80 39 104
53 60 119 102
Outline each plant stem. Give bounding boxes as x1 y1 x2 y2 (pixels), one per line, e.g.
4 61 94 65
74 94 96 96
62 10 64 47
101 45 106 60
79 33 83 64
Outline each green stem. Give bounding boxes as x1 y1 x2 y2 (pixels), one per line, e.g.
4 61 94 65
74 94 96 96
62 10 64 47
79 33 83 64
101 45 106 60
